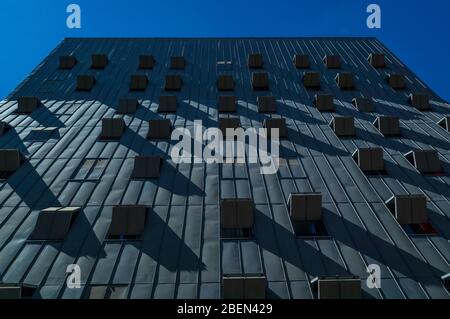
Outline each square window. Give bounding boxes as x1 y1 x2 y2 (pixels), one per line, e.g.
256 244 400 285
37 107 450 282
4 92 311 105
217 75 234 91
408 93 430 111
335 73 354 90
303 72 321 89
147 119 172 139
132 156 162 179
0 149 25 177
386 195 428 225
108 205 147 240
373 116 400 137
352 97 374 112
129 75 149 91
263 118 288 139
59 56 77 69
368 53 385 68
387 74 406 90
352 148 385 174
17 96 41 114
289 193 322 221
314 94 335 112
221 199 254 239
91 54 108 69
252 72 269 90
101 118 125 140
165 75 182 91
158 95 177 113
0 122 12 137
330 116 355 137
293 54 310 69
218 96 237 113
170 56 185 69
405 150 441 174
248 53 263 68
117 98 139 114
257 96 276 113
76 75 96 91
30 207 80 241
312 277 361 299
323 55 341 69
218 118 241 139
139 55 155 69
223 276 266 299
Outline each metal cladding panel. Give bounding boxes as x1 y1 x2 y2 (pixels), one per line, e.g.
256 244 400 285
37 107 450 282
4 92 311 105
0 37 449 299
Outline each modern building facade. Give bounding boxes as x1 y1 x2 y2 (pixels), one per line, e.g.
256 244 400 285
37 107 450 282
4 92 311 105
0 38 449 299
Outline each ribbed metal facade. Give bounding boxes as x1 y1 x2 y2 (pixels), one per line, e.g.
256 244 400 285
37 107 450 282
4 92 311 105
0 38 449 299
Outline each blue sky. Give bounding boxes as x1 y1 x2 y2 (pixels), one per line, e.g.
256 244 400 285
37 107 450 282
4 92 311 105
0 0 448 100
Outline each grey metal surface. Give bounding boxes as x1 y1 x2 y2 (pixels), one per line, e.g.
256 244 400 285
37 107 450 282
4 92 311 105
0 37 449 299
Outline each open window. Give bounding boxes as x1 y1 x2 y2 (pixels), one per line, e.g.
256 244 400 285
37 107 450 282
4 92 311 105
248 53 263 68
59 55 77 70
385 195 437 235
165 75 182 91
30 207 80 241
117 98 139 114
323 55 341 69
158 95 177 113
0 149 25 178
314 94 335 112
263 118 287 138
330 116 355 137
101 118 125 140
147 119 172 140
108 205 147 240
91 54 108 69
222 275 266 299
352 97 374 113
217 75 234 91
257 96 276 113
311 276 361 299
386 195 437 235
289 193 328 237
352 148 385 174
85 285 128 299
293 54 310 69
218 118 241 139
0 121 12 137
368 53 385 68
252 72 269 90
170 56 185 69
129 75 149 91
373 116 400 137
76 75 96 91
408 93 430 111
132 156 162 179
405 150 442 174
218 95 237 113
303 71 321 89
0 284 36 300
335 72 354 90
220 199 254 239
17 96 41 114
438 117 450 132
139 55 155 69
387 74 406 90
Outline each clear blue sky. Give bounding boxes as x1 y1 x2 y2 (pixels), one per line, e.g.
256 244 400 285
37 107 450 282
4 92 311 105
0 0 448 100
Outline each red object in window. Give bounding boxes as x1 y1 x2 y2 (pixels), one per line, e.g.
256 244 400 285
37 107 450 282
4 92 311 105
420 223 438 235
